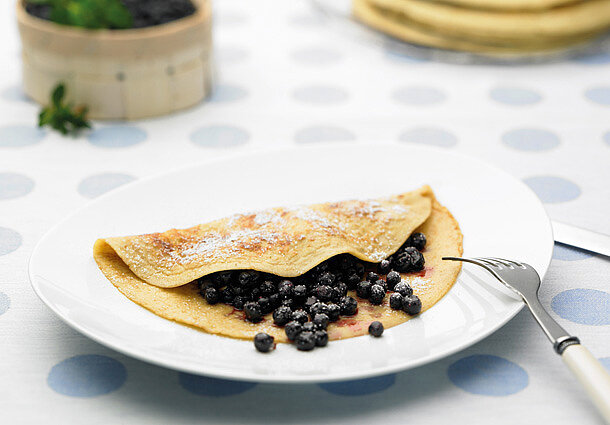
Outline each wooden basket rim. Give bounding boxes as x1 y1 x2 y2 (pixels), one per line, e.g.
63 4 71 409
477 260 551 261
17 0 209 40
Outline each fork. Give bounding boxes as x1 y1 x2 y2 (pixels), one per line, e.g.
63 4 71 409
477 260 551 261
443 256 610 423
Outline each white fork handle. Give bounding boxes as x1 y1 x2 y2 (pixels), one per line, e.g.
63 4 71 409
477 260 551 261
562 344 610 423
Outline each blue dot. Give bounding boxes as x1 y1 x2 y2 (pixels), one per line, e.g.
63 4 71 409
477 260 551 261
553 243 593 261
392 86 446 106
603 132 610 147
585 87 610 106
490 87 542 106
48 355 127 397
291 47 342 65
190 125 250 148
0 291 10 315
1 85 30 102
600 357 610 371
573 52 610 65
523 176 581 203
293 85 349 105
399 127 458 147
78 173 136 198
295 126 355 144
551 289 610 326
0 227 22 256
319 374 396 396
218 46 249 65
502 128 560 151
178 373 257 397
0 173 35 200
88 126 147 149
0 125 45 147
448 355 528 396
209 84 249 103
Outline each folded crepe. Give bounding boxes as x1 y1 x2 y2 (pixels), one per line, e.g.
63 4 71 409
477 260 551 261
94 185 463 342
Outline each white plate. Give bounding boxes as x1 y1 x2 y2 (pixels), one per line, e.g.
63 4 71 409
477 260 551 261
29 144 553 383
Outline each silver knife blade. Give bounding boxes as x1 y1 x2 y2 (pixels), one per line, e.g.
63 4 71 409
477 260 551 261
552 221 610 258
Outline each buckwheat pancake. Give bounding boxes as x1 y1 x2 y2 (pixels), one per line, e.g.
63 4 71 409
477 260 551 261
426 0 581 12
369 0 610 43
353 0 605 53
93 186 463 343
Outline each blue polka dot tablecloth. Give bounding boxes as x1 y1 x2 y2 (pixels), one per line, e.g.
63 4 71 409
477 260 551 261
1 0 609 424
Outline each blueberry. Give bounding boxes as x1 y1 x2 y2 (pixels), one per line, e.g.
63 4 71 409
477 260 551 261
281 298 295 308
314 330 329 347
310 302 329 317
366 272 380 282
296 331 316 351
405 247 425 271
389 293 403 310
314 285 333 301
285 321 303 341
407 232 427 251
368 321 384 337
273 306 292 326
402 295 422 315
392 252 412 273
293 284 307 301
331 284 347 302
204 287 220 304
244 301 263 322
260 280 276 295
378 259 392 275
304 296 319 312
250 287 261 300
327 303 340 322
238 270 260 287
369 284 385 305
221 287 235 303
354 263 365 276
374 279 388 292
211 271 233 287
313 313 329 330
269 293 281 308
302 322 315 333
346 273 361 289
258 297 271 314
394 282 413 297
356 281 372 299
386 270 401 289
254 333 274 353
317 271 335 286
291 309 309 324
233 296 247 310
340 296 358 316
278 280 294 299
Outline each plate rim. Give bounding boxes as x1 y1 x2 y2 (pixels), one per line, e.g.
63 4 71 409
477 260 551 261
28 142 553 383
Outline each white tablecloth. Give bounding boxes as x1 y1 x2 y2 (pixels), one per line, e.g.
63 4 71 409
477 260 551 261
1 0 609 423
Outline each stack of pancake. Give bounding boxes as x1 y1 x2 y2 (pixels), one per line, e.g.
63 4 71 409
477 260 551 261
353 0 610 54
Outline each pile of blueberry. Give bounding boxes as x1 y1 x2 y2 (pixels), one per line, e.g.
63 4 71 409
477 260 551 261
26 0 196 29
198 232 427 353
121 0 196 28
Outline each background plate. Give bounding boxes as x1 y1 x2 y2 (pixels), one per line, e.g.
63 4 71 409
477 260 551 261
29 143 553 383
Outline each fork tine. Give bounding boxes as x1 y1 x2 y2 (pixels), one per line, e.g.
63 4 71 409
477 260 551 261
486 257 525 268
480 257 514 267
475 257 502 267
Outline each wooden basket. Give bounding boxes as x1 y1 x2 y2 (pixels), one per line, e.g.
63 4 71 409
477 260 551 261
17 0 213 120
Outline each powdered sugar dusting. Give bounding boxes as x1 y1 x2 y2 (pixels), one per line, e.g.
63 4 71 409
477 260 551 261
145 195 417 269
